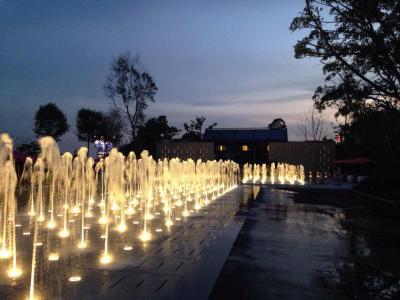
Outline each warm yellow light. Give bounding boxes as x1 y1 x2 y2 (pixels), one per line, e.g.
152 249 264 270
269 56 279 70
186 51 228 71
78 241 87 249
48 253 59 261
123 246 133 251
139 230 151 242
58 229 70 238
100 253 112 264
98 216 108 224
71 206 80 214
8 267 22 278
242 145 248 151
0 248 10 259
110 203 119 211
116 223 127 233
126 207 135 215
165 220 173 227
47 220 56 229
144 213 154 221
69 276 81 282
182 210 189 217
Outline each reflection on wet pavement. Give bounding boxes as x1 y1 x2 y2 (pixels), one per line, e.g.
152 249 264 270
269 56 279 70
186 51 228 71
210 187 400 300
0 186 257 299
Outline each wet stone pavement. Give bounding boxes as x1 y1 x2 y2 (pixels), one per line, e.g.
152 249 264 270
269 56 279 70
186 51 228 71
210 186 400 300
0 186 256 300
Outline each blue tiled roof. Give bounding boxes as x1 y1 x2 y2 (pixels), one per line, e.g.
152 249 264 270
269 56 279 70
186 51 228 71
203 128 287 142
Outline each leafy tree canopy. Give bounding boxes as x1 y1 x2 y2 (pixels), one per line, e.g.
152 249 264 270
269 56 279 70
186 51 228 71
76 108 103 149
183 116 217 140
136 115 180 155
290 0 400 117
268 118 287 130
34 103 69 141
137 115 180 143
76 108 124 149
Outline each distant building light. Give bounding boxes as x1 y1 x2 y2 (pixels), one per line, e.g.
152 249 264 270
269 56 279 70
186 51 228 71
218 145 226 151
242 145 248 152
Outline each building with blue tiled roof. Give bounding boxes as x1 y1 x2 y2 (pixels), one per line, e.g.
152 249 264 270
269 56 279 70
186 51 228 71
203 127 288 164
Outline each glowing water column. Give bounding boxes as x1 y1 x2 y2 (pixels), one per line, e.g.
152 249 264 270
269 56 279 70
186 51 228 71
0 133 21 277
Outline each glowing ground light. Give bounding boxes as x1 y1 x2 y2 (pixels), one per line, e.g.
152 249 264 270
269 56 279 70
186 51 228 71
133 221 139 224
47 220 56 229
8 268 22 278
23 232 31 236
34 242 43 247
155 228 163 232
123 246 133 251
116 223 127 233
15 224 22 227
182 210 189 217
100 253 112 264
78 242 87 249
0 249 11 259
48 253 59 261
58 230 70 238
98 216 108 224
69 276 81 282
175 217 181 221
165 220 173 227
139 231 151 242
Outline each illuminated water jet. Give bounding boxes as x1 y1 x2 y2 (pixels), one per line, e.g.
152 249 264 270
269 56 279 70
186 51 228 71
0 133 242 298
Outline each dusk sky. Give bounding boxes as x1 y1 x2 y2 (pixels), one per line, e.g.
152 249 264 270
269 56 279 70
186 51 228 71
0 0 328 152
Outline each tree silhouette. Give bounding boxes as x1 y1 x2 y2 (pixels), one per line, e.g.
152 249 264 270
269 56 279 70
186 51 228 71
104 52 157 141
290 0 400 116
102 109 124 146
136 115 180 154
268 118 286 130
76 108 103 151
183 116 217 140
34 103 69 141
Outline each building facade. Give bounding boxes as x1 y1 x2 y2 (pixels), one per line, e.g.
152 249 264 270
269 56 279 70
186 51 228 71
156 141 214 161
203 127 288 165
268 141 336 176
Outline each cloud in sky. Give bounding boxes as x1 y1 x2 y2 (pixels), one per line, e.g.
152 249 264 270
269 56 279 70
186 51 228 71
0 0 330 152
